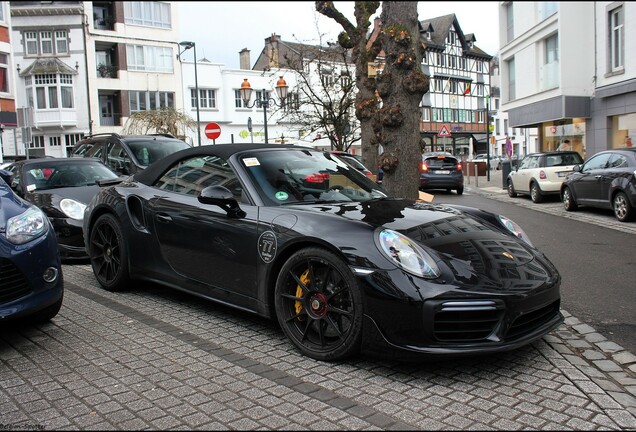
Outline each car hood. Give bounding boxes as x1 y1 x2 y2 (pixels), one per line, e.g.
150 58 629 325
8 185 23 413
285 197 549 275
27 185 102 211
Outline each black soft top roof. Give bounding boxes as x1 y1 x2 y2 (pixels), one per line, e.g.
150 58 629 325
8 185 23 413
134 143 315 186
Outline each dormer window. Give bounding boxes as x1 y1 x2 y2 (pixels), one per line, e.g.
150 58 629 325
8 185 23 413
426 31 431 40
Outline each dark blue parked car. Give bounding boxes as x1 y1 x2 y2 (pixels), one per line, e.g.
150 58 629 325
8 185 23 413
0 169 64 324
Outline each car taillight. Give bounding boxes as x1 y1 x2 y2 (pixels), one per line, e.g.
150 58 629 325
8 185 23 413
539 170 547 179
305 173 330 183
456 163 462 172
421 163 429 172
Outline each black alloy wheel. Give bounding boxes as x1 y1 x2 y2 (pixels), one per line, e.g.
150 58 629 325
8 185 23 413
507 179 517 197
613 191 634 222
89 213 130 292
562 187 578 211
275 247 363 361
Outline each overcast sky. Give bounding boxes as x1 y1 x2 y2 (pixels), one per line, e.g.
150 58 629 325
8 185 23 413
178 1 500 68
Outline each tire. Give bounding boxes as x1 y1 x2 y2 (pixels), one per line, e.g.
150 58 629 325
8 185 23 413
89 213 130 292
530 182 543 203
562 187 578 212
613 191 634 222
274 247 363 361
507 179 517 198
456 186 464 195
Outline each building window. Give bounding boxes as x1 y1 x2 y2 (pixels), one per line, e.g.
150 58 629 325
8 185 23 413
126 45 173 73
255 90 271 108
507 57 516 101
29 74 74 109
284 92 300 111
476 60 483 73
129 91 174 112
539 2 558 21
506 3 514 43
124 1 172 29
496 119 501 135
609 6 624 72
50 136 61 146
30 135 45 149
0 3 4 22
422 107 431 122
194 88 216 109
542 33 559 89
40 31 53 55
23 30 69 57
0 54 8 93
55 31 68 54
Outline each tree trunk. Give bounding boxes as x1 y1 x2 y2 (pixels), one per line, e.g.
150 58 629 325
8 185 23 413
376 2 429 200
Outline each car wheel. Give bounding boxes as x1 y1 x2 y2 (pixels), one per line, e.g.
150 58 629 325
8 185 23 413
613 192 634 222
89 213 130 292
507 179 517 197
530 182 543 203
275 247 363 361
456 186 464 195
562 187 578 211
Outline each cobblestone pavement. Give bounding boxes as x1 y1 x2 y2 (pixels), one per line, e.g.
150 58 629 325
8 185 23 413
1 172 635 430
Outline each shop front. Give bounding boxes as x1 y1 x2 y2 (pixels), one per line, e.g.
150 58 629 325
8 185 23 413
538 118 587 158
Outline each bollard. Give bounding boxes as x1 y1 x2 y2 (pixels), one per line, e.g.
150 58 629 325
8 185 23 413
474 163 478 187
466 163 470 185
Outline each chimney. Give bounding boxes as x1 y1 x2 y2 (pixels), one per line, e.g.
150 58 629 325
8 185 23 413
265 33 280 68
239 48 251 70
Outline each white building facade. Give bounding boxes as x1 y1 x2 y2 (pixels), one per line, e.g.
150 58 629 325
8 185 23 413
178 55 300 147
499 1 635 158
8 1 184 158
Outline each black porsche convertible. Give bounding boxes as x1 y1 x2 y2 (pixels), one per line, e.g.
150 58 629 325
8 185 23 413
5 157 121 260
83 144 564 361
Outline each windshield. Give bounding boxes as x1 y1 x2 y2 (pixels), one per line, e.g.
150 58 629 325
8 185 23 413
241 149 387 205
21 161 120 191
127 139 190 166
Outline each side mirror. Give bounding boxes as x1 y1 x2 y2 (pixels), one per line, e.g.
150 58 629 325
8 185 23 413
198 185 246 219
573 164 582 173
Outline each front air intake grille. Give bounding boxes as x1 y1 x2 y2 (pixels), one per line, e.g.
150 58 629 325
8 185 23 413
433 301 504 342
507 300 561 340
0 258 30 304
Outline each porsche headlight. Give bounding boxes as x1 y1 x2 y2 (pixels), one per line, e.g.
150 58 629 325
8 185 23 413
498 215 533 247
6 207 48 244
378 229 440 279
60 198 86 220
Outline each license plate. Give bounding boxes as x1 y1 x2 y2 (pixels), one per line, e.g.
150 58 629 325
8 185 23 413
436 170 450 174
557 171 568 177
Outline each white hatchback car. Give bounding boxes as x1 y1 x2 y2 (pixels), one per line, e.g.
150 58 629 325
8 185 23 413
507 151 584 203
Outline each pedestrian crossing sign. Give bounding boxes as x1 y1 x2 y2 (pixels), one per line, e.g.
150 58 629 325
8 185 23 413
438 125 451 137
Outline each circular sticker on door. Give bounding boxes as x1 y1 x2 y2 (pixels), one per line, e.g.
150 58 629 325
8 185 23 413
257 230 277 263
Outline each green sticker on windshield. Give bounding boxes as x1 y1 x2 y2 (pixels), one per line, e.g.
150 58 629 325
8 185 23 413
275 191 289 200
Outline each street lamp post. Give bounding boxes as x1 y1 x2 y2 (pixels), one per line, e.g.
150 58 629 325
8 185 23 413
239 77 288 144
179 41 201 146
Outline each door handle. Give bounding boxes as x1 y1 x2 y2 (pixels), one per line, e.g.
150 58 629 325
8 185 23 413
594 175 602 179
156 214 172 223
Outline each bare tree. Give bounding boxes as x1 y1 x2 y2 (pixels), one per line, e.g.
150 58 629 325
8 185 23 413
316 1 381 172
317 1 429 199
121 108 197 143
280 39 360 152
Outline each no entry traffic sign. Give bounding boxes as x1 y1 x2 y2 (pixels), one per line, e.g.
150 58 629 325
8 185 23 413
205 122 221 140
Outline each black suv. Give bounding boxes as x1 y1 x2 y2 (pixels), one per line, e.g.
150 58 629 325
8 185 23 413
420 152 464 195
70 133 190 176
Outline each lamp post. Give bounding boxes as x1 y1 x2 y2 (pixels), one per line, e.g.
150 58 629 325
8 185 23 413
179 41 201 146
239 77 288 144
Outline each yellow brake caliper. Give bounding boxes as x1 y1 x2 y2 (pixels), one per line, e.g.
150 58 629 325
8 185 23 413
295 269 310 318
